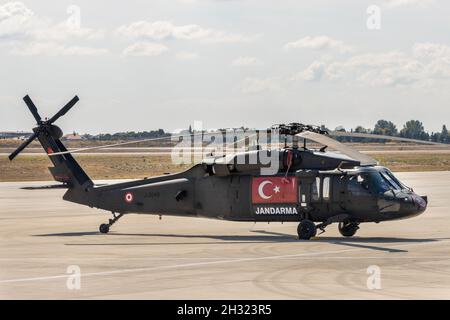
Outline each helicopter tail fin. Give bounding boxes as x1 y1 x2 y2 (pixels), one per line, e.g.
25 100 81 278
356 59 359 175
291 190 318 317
40 134 93 190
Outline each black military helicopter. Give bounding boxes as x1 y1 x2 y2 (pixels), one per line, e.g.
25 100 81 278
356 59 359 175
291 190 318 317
9 95 431 239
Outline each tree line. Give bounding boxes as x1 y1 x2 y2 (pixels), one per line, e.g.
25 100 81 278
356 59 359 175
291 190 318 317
78 120 449 144
82 129 168 141
332 120 449 144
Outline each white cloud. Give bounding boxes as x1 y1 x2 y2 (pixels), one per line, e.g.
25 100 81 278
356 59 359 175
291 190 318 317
0 2 106 56
294 61 326 81
10 42 109 56
384 0 435 8
293 43 450 87
32 23 105 42
116 20 259 43
0 1 34 39
117 21 177 40
231 56 262 67
240 77 281 93
413 42 450 59
175 51 198 60
284 35 353 53
122 42 168 57
0 1 32 22
0 2 104 41
413 43 450 79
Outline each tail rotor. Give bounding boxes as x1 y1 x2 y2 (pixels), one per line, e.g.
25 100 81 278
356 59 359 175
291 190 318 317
8 95 79 161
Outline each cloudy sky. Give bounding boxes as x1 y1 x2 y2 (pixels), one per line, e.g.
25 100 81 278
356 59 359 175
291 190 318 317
0 0 449 134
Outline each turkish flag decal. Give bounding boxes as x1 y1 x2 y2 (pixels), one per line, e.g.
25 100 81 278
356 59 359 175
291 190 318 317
252 177 298 204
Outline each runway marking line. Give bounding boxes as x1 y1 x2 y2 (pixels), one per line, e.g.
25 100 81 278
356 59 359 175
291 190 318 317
0 247 378 284
1 239 449 284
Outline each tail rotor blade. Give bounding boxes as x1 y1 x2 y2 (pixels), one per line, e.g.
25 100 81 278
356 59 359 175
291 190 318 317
48 96 79 124
23 95 42 123
8 132 38 161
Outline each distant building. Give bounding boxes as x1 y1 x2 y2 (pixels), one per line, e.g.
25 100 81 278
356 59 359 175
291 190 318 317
0 131 33 140
62 132 83 141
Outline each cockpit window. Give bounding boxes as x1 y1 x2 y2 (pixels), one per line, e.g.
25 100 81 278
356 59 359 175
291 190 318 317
380 171 400 190
351 169 408 193
357 174 370 191
350 172 391 193
383 170 407 190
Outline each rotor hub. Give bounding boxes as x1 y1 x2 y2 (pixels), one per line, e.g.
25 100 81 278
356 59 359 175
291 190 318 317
271 123 328 136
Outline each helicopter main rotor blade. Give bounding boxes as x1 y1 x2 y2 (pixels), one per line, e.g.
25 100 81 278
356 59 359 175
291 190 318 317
297 131 378 166
48 132 222 156
330 131 447 146
211 134 257 156
47 96 79 124
49 131 259 157
8 132 38 161
23 95 42 123
48 135 175 156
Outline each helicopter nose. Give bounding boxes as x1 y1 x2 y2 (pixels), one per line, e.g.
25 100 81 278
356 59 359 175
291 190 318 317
378 191 427 221
402 193 427 218
414 194 428 213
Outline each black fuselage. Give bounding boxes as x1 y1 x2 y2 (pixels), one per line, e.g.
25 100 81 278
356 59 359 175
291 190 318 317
65 164 427 224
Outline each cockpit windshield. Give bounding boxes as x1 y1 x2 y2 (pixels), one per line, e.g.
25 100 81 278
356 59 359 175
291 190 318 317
368 172 392 193
381 169 408 190
380 171 401 190
350 169 407 194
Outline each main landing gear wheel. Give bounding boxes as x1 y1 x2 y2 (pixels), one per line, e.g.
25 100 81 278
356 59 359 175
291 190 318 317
297 219 317 240
338 221 359 237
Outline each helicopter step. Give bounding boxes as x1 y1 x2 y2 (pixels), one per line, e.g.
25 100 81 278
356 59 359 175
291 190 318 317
99 212 124 234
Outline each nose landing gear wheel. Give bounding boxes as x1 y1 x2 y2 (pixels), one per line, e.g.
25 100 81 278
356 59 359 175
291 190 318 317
297 219 317 240
338 221 359 237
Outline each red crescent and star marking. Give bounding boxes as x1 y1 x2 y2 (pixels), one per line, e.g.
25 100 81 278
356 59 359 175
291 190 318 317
251 177 297 204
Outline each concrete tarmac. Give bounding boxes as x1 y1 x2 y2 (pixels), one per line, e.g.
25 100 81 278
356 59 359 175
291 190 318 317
1 171 450 299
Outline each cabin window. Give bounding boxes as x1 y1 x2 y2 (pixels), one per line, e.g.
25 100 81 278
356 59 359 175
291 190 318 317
301 194 307 206
312 177 321 201
298 183 308 206
322 177 330 201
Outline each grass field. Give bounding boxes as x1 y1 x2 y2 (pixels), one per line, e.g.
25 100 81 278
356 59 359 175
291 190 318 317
370 153 450 172
0 155 191 182
1 152 450 182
